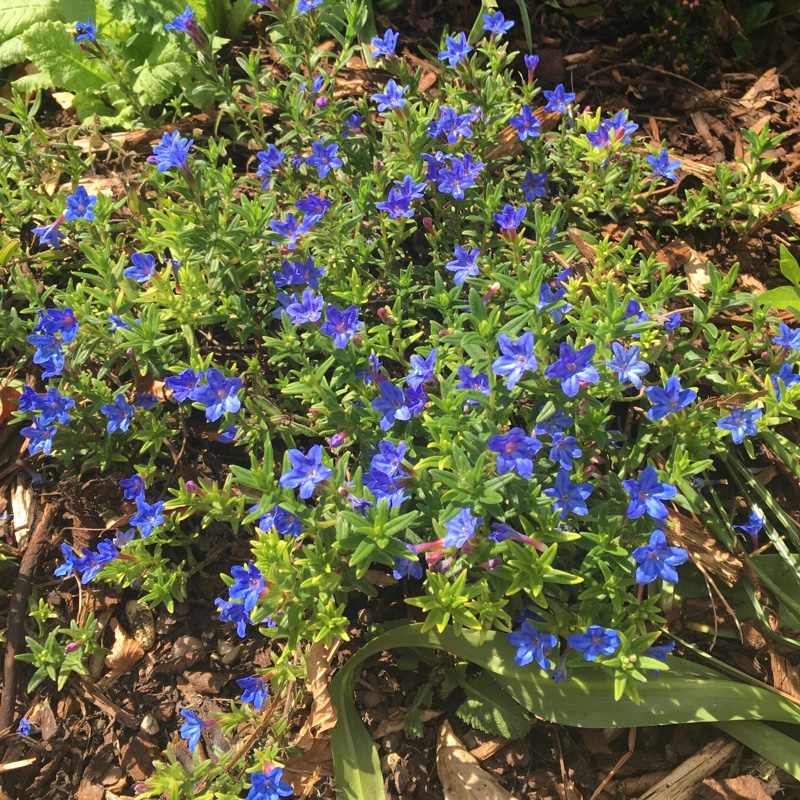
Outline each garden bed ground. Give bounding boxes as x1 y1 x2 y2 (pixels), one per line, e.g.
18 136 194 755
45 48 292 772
2 2 800 799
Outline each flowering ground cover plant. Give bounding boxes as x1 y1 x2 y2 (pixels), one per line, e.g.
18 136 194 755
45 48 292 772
2 1 800 797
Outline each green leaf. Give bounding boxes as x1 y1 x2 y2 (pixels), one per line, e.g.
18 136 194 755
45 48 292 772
780 245 800 287
0 33 26 69
132 37 190 105
755 285 800 311
456 671 532 739
23 20 106 91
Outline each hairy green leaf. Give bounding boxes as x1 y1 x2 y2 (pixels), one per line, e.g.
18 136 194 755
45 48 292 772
457 671 532 739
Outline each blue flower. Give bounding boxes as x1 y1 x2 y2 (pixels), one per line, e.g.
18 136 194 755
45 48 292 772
119 475 145 500
543 469 593 518
270 213 307 250
229 562 265 613
438 32 472 67
631 529 688 584
27 334 64 378
215 597 252 638
444 507 482 548
17 718 33 736
31 219 66 249
421 151 447 181
407 349 437 390
663 312 681 331
148 130 193 173
394 175 426 201
356 354 382 383
521 170 547 201
537 283 572 324
772 323 800 351
542 84 575 113
370 440 407 477
179 709 209 753
343 113 362 134
189 367 242 422
508 620 558 669
36 387 75 425
371 28 399 56
17 386 41 413
524 54 539 72
54 543 87 578
734 509 764 546
392 551 424 580
645 640 675 676
295 195 331 228
123 252 157 283
509 105 540 141
165 368 204 402
305 141 342 178
297 0 323 11
65 186 97 221
21 420 57 456
544 342 599 397
78 539 117 583
645 376 697 420
567 626 620 661
256 146 284 188
371 80 407 112
108 314 131 331
130 497 165 537
279 444 333 499
494 203 527 231
771 363 800 400
487 427 541 478
445 245 481 286
622 465 677 521
548 434 582 470
245 767 295 800
320 304 361 348
492 331 537 390
455 365 490 402
372 381 411 431
646 148 680 182
34 307 79 343
74 18 97 43
717 407 762 445
376 188 413 219
237 677 269 710
435 156 482 201
101 394 135 434
273 292 298 319
482 11 514 36
256 505 302 537
429 107 476 144
286 289 324 324
605 342 650 390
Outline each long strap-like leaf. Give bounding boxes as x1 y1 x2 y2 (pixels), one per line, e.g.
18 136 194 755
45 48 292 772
329 625 800 799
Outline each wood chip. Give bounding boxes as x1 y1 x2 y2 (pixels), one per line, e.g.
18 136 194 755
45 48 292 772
372 707 443 739
638 737 741 800
667 513 742 587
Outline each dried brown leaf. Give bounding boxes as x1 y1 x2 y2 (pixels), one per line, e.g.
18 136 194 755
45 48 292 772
436 721 516 800
100 619 144 688
371 707 442 739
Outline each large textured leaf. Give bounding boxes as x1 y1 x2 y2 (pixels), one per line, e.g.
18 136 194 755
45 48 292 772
132 37 190 105
22 20 107 92
329 625 800 800
0 0 94 43
456 671 532 739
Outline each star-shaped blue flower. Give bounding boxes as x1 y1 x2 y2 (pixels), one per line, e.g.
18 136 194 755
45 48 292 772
438 32 472 67
622 465 677 521
444 507 482 548
631 529 688 584
717 407 762 445
544 342 599 397
567 625 620 662
492 331 537 389
486 427 541 478
543 469 593 518
646 148 680 182
507 620 558 669
279 444 333 499
605 342 650 390
189 367 242 422
645 376 697 420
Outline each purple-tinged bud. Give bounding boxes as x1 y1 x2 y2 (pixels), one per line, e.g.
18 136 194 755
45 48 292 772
185 480 199 494
422 217 434 233
482 282 500 306
315 96 328 108
374 160 384 172
328 432 347 448
64 641 81 654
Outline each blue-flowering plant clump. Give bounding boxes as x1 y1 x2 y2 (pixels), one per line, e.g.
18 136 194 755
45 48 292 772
4 1 800 795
